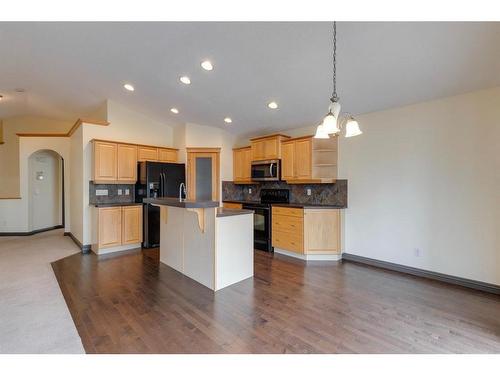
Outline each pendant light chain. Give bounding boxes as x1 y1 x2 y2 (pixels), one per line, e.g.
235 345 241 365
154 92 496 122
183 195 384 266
332 21 338 102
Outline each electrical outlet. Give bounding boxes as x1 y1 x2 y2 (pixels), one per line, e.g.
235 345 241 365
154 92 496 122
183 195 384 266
96 189 108 196
118 189 123 196
306 188 312 196
125 189 130 195
249 188 252 194
413 248 421 257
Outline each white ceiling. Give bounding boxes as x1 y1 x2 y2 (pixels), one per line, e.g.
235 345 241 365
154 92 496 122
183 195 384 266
1 22 499 135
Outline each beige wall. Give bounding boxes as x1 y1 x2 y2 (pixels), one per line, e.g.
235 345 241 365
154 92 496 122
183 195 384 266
339 87 500 285
0 136 71 232
0 116 73 197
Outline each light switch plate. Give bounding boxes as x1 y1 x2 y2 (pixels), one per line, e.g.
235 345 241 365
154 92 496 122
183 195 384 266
306 188 312 196
118 189 123 195
96 189 108 196
125 189 130 195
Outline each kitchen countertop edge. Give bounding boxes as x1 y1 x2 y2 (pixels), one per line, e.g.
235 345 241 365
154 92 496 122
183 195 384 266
222 200 347 209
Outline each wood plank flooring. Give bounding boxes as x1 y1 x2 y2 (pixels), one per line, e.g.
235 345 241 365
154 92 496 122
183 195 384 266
51 249 500 353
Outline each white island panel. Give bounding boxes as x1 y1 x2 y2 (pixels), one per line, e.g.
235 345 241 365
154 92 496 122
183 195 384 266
215 213 253 290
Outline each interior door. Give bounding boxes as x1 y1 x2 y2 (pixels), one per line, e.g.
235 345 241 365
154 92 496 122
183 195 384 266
187 149 220 201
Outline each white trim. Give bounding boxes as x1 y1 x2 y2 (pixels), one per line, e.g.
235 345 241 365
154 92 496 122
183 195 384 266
274 247 342 261
92 243 141 255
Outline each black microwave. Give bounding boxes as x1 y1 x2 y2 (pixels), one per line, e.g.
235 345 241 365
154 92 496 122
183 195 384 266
251 159 281 181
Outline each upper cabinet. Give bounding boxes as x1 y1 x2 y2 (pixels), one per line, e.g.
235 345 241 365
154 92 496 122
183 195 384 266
117 144 138 183
233 146 252 184
92 140 178 184
158 148 178 163
281 135 338 183
138 146 158 161
250 134 290 161
93 140 118 183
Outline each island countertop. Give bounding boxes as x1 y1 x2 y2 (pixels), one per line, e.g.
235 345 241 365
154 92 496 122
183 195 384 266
144 197 219 208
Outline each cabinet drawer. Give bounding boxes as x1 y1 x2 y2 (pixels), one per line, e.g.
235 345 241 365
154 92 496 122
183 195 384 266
223 202 243 209
272 206 303 218
272 214 303 233
272 230 304 253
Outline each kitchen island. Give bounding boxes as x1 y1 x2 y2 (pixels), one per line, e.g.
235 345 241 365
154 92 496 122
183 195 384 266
144 197 254 291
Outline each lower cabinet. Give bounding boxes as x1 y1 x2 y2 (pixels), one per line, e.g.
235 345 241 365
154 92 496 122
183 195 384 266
222 202 243 209
272 206 341 256
94 205 143 253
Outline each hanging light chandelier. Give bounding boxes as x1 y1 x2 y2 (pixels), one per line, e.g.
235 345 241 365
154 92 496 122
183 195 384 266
315 22 362 139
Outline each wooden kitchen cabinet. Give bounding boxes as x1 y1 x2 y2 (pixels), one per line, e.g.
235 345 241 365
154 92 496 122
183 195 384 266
250 134 290 161
93 140 118 183
92 139 179 184
272 206 304 254
158 148 178 163
233 146 252 183
138 146 158 161
121 205 143 245
94 205 143 253
117 143 137 183
272 206 341 255
97 207 122 249
281 135 337 183
222 202 243 209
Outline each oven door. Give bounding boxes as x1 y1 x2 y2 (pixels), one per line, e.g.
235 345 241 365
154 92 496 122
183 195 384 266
243 204 272 252
251 160 280 181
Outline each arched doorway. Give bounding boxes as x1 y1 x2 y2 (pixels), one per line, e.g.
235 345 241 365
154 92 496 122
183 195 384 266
28 149 64 232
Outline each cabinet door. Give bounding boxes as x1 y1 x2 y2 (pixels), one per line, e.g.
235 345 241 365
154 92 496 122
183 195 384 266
243 148 252 180
122 206 143 245
233 149 244 182
295 138 312 179
98 207 122 248
264 138 279 159
117 144 137 182
281 142 295 180
251 140 265 161
138 146 158 161
158 148 177 162
94 141 117 182
187 151 220 201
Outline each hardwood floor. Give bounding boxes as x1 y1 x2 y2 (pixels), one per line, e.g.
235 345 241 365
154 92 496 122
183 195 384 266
51 249 500 354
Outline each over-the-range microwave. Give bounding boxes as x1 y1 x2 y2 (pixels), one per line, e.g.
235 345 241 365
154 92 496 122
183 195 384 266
251 159 281 181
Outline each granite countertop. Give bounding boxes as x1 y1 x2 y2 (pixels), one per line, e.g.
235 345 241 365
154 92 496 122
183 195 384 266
92 202 142 207
216 207 254 218
223 200 346 209
144 197 219 208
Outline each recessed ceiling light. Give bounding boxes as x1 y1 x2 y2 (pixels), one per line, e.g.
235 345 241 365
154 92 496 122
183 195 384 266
201 60 213 71
268 101 278 109
179 76 191 85
123 83 135 91
170 108 179 114
224 117 232 124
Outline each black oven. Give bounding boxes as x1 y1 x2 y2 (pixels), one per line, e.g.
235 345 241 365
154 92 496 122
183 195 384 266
251 159 280 181
243 203 272 252
242 189 290 252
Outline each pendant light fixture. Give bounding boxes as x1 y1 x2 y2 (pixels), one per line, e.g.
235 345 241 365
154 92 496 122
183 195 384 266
315 22 362 139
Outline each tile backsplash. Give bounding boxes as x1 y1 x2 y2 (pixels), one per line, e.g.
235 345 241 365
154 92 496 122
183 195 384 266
89 182 136 205
222 180 348 207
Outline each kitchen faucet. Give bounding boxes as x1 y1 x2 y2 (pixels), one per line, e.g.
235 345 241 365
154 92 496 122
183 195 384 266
179 182 186 201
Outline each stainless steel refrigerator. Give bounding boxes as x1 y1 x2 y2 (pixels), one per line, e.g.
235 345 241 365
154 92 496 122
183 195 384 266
135 161 186 248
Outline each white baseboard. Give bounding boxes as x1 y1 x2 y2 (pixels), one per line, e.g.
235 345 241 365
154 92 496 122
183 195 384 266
92 243 141 255
274 248 342 261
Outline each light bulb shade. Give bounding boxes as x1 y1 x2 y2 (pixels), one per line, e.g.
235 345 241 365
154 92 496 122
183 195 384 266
314 124 330 139
329 100 341 118
345 118 363 137
322 112 340 134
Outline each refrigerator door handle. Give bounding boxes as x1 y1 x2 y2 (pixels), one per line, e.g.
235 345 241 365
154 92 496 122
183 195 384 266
161 173 165 197
159 173 163 198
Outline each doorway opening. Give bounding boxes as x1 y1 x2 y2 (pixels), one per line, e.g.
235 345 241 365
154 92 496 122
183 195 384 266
28 149 65 232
